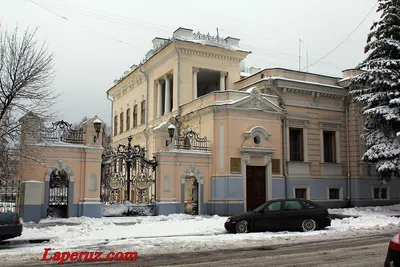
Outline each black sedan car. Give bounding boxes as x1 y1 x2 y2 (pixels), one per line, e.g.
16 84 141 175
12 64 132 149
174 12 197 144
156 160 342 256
224 198 331 233
384 233 400 267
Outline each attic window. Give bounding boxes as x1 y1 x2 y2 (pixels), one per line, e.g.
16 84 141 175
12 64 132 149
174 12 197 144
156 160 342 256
261 73 264 79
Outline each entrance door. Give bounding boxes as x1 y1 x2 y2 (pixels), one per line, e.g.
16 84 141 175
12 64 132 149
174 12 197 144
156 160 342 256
184 177 199 215
48 169 69 218
246 166 266 211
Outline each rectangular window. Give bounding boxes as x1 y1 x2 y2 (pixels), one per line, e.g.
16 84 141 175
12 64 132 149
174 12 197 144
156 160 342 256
133 105 138 128
374 188 388 199
329 188 340 200
119 112 124 134
141 100 146 125
289 128 303 161
126 109 130 130
114 115 118 136
323 131 336 163
295 188 307 199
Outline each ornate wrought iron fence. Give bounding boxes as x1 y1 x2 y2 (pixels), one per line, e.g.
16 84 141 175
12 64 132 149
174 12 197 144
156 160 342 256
174 130 210 151
0 180 21 213
101 136 157 215
41 120 84 144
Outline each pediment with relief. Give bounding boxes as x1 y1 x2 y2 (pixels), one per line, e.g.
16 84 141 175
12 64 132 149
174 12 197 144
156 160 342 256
240 126 276 154
234 87 283 113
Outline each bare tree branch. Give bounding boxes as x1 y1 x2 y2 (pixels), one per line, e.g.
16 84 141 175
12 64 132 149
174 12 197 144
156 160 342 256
0 25 59 181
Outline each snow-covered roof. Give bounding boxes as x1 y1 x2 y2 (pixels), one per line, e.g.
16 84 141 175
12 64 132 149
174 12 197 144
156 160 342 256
152 121 169 131
242 77 344 90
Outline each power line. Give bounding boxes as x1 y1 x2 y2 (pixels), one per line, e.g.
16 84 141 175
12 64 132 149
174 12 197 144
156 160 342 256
27 0 141 49
301 2 378 71
32 0 173 34
31 0 355 72
301 40 343 71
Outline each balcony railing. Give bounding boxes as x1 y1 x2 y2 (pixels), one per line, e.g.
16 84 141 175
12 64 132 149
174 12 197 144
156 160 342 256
41 120 84 144
174 130 210 151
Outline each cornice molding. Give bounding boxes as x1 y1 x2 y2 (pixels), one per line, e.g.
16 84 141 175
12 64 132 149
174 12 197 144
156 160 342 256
179 48 243 62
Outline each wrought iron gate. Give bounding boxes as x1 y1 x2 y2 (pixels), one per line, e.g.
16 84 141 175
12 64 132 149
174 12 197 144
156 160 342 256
101 136 157 215
0 180 21 213
48 169 69 218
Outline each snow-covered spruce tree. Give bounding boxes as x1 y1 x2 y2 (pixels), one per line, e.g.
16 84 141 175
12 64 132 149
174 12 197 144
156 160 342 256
349 0 400 182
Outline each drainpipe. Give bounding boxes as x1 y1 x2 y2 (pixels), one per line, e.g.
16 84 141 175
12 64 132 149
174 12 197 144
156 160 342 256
172 37 181 132
345 98 351 206
107 92 113 138
282 115 288 199
139 63 150 151
268 80 288 199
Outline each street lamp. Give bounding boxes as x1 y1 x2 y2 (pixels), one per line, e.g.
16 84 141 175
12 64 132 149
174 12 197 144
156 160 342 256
93 118 102 142
166 124 176 146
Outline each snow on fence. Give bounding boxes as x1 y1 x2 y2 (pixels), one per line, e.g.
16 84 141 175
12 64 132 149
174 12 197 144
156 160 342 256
102 201 156 217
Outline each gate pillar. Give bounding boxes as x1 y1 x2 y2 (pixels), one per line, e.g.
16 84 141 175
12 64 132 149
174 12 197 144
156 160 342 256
20 180 43 223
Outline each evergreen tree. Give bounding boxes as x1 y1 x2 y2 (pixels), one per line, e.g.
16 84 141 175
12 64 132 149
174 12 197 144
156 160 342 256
350 0 400 182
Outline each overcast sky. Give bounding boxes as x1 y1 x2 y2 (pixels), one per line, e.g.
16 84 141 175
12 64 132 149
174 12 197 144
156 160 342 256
1 0 379 125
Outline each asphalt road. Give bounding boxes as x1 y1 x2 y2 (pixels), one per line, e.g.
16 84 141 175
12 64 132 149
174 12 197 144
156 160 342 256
8 231 397 267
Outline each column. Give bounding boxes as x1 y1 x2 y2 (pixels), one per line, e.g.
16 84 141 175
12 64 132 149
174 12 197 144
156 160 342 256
335 128 341 163
220 72 227 91
193 68 199 99
303 123 308 162
157 80 162 117
264 155 273 201
164 75 171 115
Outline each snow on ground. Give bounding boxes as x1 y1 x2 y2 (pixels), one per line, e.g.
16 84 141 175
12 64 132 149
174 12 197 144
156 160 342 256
329 204 400 216
1 205 400 265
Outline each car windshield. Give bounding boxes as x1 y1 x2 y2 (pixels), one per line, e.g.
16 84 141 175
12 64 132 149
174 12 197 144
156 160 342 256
253 203 266 212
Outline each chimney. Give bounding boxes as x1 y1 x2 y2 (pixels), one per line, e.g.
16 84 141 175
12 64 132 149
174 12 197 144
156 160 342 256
124 71 130 76
152 37 168 49
130 64 138 71
173 27 193 39
113 79 119 85
342 69 363 79
224 36 240 46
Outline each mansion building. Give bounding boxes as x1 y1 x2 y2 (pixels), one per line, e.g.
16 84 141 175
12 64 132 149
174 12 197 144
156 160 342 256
106 27 399 216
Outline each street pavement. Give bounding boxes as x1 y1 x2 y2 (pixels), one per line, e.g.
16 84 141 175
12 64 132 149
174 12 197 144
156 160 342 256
11 230 396 267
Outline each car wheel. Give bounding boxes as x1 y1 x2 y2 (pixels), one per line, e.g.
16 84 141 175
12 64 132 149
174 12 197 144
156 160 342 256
301 219 317 232
235 220 248 233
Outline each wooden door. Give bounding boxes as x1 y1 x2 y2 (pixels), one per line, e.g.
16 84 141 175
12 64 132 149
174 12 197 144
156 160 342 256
246 166 266 211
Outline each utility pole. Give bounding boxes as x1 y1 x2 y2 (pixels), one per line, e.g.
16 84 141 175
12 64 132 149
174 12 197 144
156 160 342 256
299 38 302 71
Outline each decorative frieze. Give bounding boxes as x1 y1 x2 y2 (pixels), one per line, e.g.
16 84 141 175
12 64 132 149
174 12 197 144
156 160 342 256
179 48 242 62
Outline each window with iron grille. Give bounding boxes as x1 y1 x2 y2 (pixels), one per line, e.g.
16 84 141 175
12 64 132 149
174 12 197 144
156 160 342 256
119 112 124 134
323 131 336 163
295 188 307 199
133 105 137 128
289 128 304 161
141 100 146 125
114 115 118 136
329 188 340 200
373 188 388 199
126 109 130 130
